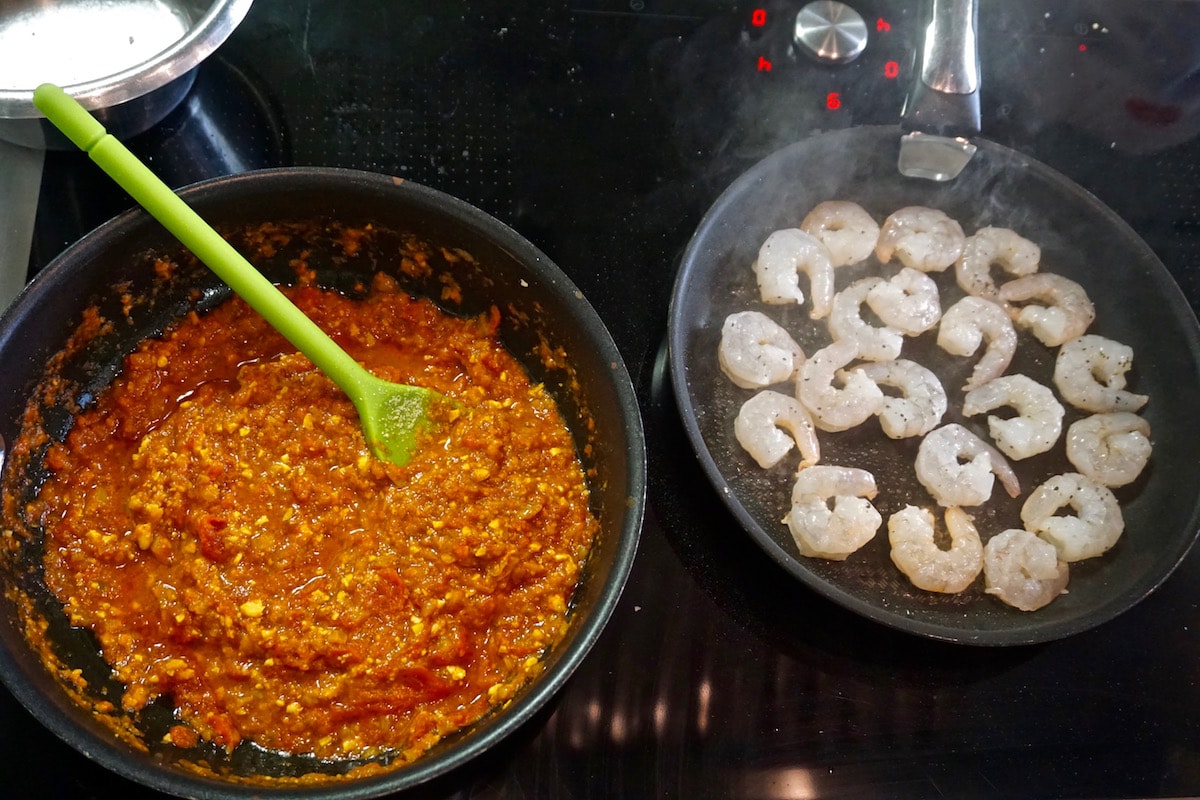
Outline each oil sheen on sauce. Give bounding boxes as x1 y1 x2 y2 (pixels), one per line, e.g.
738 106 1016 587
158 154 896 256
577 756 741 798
26 272 599 764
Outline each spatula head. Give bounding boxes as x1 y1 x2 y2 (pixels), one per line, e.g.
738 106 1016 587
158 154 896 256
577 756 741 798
356 378 444 466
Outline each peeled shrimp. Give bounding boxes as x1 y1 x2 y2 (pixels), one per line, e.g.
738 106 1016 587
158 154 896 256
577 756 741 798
915 423 1021 507
1053 334 1149 413
888 506 983 593
1065 412 1152 488
828 278 904 362
718 311 805 389
874 206 966 272
936 296 1018 392
954 226 1041 299
800 200 879 267
983 528 1070 612
996 273 1096 347
796 339 885 432
1020 472 1124 562
753 228 836 319
734 390 821 470
856 359 948 439
784 465 882 560
866 267 942 335
962 374 1065 460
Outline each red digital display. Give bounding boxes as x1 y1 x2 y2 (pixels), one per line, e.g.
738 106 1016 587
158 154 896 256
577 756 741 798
884 60 900 79
876 18 891 32
757 56 772 72
826 92 842 110
751 8 766 26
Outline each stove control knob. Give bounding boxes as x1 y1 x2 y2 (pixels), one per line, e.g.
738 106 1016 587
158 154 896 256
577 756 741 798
793 1 868 64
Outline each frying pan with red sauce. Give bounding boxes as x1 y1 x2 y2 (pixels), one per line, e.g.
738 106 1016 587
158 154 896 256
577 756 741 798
0 168 645 796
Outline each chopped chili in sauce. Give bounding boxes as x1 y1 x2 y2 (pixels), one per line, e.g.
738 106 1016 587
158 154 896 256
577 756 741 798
26 273 598 763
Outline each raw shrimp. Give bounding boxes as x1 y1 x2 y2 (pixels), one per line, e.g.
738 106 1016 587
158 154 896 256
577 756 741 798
856 359 948 439
796 339 885 432
734 390 821 470
954 226 1041 299
800 200 880 267
874 206 966 272
983 528 1070 612
915 423 1022 507
887 506 983 593
936 296 1018 391
1020 472 1124 562
784 465 882 560
996 273 1096 347
867 267 942 335
1065 412 1152 488
828 277 905 362
753 228 836 318
718 310 806 389
1053 334 1149 413
962 374 1065 460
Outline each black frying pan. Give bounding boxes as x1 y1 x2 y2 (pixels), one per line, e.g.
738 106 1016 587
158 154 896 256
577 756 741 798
0 168 645 797
667 123 1200 645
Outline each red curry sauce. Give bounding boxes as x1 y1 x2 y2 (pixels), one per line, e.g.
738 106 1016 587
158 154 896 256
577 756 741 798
24 272 598 762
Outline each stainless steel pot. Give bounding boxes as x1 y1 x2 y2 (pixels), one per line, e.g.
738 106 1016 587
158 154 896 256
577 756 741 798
0 0 254 147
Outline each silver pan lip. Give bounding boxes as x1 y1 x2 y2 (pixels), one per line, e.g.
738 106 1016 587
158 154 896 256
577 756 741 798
0 0 254 118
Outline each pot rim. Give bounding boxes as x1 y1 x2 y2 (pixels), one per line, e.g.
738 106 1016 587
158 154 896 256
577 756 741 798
0 0 256 118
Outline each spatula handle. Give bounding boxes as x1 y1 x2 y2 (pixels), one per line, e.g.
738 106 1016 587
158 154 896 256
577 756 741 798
32 83 369 394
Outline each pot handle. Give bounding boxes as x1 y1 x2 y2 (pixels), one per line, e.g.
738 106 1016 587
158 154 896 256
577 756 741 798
897 0 980 180
0 139 43 313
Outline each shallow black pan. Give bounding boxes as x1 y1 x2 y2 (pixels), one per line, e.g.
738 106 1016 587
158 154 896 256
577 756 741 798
668 125 1200 646
0 167 645 797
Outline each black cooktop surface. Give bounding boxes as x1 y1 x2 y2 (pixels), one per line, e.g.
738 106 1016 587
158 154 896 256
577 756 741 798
6 0 1200 797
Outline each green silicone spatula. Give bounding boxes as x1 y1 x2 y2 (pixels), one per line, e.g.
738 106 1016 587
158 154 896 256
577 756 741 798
33 82 446 466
